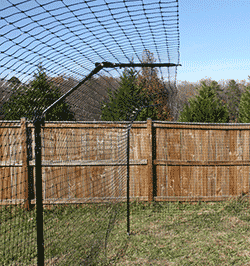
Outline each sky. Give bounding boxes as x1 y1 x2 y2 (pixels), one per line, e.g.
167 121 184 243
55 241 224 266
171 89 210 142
177 0 250 85
1 0 250 87
0 0 180 83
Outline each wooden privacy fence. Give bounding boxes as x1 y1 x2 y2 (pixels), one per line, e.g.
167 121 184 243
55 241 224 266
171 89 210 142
1 118 250 208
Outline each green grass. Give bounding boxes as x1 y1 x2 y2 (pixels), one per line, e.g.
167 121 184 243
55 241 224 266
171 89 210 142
1 195 250 265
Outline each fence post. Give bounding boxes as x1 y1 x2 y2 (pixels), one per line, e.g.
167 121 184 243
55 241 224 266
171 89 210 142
34 116 45 266
21 118 30 211
147 118 153 203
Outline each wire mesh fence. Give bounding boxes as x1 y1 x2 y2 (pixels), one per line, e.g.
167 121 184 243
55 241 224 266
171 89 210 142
2 0 250 265
0 0 180 265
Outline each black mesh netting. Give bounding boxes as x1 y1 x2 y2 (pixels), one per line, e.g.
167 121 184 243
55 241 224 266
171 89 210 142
0 1 180 265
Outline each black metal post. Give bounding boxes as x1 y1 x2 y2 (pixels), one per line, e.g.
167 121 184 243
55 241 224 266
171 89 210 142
34 115 45 266
127 126 131 236
125 104 160 236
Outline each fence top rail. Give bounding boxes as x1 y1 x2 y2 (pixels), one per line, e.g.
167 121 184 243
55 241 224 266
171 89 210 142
154 123 250 130
0 120 148 129
2 120 250 130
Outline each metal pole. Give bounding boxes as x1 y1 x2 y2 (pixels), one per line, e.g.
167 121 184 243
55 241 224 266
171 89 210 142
127 126 131 236
125 104 159 236
96 62 182 68
34 115 45 266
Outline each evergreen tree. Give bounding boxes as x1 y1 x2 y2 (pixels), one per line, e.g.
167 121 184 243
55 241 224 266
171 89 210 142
238 86 250 123
197 79 225 102
177 81 230 123
8 76 21 85
101 67 159 121
1 64 75 121
138 49 173 121
225 79 241 123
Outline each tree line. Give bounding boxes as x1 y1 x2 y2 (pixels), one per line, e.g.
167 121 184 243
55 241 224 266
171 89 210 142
176 77 250 123
1 49 250 123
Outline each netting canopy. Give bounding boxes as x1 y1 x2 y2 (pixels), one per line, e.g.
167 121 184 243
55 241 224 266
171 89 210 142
0 0 180 122
0 1 181 265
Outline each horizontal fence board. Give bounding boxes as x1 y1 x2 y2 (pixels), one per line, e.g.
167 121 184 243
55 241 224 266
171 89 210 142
0 159 147 167
154 122 250 130
0 197 149 205
3 159 250 167
154 195 245 202
154 160 250 166
1 195 247 206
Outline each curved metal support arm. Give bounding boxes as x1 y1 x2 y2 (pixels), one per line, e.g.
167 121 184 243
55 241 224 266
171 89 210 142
41 61 181 120
96 62 182 68
42 63 104 119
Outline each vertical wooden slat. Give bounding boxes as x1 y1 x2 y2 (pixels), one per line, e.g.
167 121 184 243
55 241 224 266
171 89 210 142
165 127 181 197
5 127 12 200
75 166 82 198
210 130 216 197
45 167 51 199
229 130 237 196
84 166 90 198
55 128 61 199
147 118 153 202
2 127 9 200
181 166 190 197
105 166 111 198
236 130 243 196
4 167 10 199
193 166 200 198
213 130 221 196
1 167 7 200
242 130 250 195
21 118 30 210
131 128 136 199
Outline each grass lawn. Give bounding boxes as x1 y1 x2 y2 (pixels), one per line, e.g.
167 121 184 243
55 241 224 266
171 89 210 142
1 195 250 265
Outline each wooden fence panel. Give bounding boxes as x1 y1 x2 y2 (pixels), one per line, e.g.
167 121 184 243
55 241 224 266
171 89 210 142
154 123 250 202
0 123 25 202
129 125 148 199
1 120 250 205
